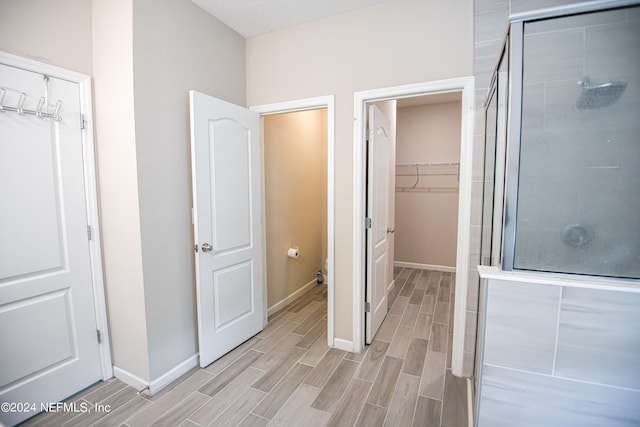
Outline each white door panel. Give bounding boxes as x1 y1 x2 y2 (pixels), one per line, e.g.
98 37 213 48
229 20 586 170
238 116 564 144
0 63 102 426
365 105 391 344
209 118 252 253
190 91 265 368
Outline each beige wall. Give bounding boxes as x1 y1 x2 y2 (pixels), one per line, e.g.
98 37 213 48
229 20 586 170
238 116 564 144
2 0 247 383
395 101 461 268
92 0 151 380
1 0 473 376
0 0 93 75
131 0 246 379
264 110 328 308
247 0 473 341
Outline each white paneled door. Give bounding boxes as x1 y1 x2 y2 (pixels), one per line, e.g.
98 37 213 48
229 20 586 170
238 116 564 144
189 91 265 367
0 63 102 426
365 105 391 344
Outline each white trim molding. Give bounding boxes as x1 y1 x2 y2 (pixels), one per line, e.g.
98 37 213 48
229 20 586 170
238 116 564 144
114 354 199 395
353 77 475 373
267 277 319 316
394 261 456 273
250 95 336 349
333 338 355 352
148 354 199 395
0 51 113 380
113 366 148 393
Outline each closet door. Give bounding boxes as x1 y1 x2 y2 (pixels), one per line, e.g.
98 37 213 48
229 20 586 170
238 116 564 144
0 63 102 426
365 105 391 344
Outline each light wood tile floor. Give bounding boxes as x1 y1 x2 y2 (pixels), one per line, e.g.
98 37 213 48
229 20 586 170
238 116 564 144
21 268 467 427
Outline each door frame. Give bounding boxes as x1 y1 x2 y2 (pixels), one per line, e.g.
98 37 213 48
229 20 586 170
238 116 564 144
250 95 336 349
353 77 474 376
0 51 113 380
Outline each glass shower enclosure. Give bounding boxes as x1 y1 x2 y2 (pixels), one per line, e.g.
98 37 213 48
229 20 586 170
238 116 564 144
500 3 640 279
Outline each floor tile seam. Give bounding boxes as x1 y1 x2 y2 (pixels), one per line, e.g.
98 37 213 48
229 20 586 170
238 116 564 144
205 387 266 427
292 314 326 336
365 355 403 409
85 393 150 427
145 389 211 427
250 350 307 393
83 383 129 405
254 371 314 421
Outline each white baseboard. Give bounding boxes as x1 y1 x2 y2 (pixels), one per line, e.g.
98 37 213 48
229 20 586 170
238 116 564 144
113 353 199 396
333 338 354 352
113 366 148 393
394 261 456 273
267 277 318 316
149 353 199 395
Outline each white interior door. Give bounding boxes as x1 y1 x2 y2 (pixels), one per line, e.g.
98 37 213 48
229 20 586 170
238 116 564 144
0 64 102 426
190 91 265 368
365 105 391 344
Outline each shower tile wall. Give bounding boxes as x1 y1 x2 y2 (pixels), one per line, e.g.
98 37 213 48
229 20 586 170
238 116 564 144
478 278 640 426
466 0 640 374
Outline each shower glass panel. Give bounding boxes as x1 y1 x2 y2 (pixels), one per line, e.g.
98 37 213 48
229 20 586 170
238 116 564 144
513 6 640 279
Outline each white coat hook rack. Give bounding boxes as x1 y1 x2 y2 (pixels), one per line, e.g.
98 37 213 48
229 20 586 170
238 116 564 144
0 86 63 122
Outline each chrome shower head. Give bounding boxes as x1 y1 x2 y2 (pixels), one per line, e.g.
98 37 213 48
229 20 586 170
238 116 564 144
577 77 627 109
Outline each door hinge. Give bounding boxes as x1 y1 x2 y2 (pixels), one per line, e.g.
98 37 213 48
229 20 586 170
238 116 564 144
87 225 92 240
80 113 86 130
365 217 372 229
366 128 373 142
365 302 371 313
96 329 102 344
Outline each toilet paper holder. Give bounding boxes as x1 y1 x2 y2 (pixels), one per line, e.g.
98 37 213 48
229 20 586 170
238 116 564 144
287 247 299 259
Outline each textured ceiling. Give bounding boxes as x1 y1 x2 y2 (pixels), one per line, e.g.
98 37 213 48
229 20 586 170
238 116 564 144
191 0 388 38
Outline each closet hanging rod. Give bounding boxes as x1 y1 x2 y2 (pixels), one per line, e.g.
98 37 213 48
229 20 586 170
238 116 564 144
0 88 62 122
396 161 460 168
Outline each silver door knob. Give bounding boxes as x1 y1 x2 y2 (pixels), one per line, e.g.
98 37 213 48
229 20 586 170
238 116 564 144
201 243 213 252
386 227 395 234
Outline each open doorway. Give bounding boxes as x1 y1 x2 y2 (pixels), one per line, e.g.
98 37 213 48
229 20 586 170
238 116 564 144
252 96 336 348
262 109 328 319
353 78 475 377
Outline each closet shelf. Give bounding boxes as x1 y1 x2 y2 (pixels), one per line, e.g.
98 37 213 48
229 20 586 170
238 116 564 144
395 161 460 192
395 161 460 176
396 187 459 193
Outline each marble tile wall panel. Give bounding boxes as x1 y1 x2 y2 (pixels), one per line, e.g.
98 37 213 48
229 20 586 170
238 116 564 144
475 0 510 43
555 287 640 390
484 280 560 373
474 40 504 92
479 364 640 427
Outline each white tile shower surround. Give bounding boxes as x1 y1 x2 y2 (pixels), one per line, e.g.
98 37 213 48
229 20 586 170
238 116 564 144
21 268 468 427
478 270 640 426
468 0 640 375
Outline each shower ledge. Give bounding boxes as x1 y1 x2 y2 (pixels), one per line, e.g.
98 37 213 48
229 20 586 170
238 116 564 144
477 265 640 293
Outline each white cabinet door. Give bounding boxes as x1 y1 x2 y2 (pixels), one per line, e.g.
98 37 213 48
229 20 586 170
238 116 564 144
0 64 102 426
365 105 391 344
189 91 265 367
